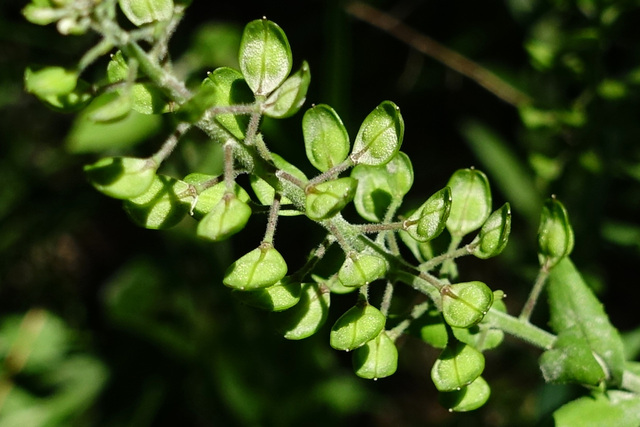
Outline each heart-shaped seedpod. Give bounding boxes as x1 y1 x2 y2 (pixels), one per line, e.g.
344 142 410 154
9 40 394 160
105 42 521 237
330 302 386 351
351 152 414 222
302 104 350 172
441 281 494 329
404 187 452 242
239 19 292 96
263 61 310 118
123 175 191 229
439 376 491 412
118 0 173 26
451 294 506 352
272 282 330 340
351 101 404 166
446 168 492 238
24 66 78 98
233 278 301 312
537 197 574 269
473 203 511 259
352 331 398 380
305 177 357 220
338 253 387 288
84 156 157 200
223 243 288 290
431 341 485 392
197 195 251 241
183 175 251 220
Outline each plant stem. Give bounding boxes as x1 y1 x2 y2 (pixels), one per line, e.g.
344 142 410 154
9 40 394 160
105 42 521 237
420 242 477 272
485 307 556 349
151 122 191 165
519 267 550 322
262 194 281 244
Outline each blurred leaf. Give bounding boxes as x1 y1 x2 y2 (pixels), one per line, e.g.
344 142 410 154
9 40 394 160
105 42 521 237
553 390 640 427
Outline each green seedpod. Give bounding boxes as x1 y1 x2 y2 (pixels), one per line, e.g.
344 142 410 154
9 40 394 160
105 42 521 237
239 19 292 96
183 177 250 220
250 153 307 211
351 152 414 222
84 156 157 200
338 253 387 288
303 104 350 172
351 101 404 166
38 79 92 112
22 4 61 26
446 169 492 237
473 203 511 259
441 282 494 329
123 175 191 229
398 229 433 263
312 274 357 295
439 376 491 412
196 196 251 241
273 282 330 340
431 341 485 392
452 296 506 351
537 197 574 269
330 302 386 351
233 278 301 312
305 177 357 220
25 66 78 97
352 331 398 380
203 67 254 139
418 309 449 349
118 0 173 26
87 91 132 123
223 243 288 290
404 187 452 242
263 61 310 118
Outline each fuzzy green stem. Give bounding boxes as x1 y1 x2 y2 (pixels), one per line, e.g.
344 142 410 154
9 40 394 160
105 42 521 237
485 307 556 349
519 267 550 322
262 194 281 244
420 242 478 272
151 122 191 165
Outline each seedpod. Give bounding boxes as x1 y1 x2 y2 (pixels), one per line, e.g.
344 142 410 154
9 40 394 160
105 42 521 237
451 296 506 351
537 197 574 269
233 278 301 312
239 19 292 96
418 309 449 349
118 0 173 26
338 253 387 288
87 91 132 123
84 156 157 200
352 331 398 380
439 376 491 412
273 282 330 340
431 341 485 392
473 203 511 259
303 104 350 172
351 101 404 166
446 168 492 237
330 302 386 351
441 282 494 329
223 243 288 290
25 66 78 98
183 177 250 220
251 153 307 214
123 175 191 229
263 61 310 118
305 177 357 220
197 196 251 241
202 68 254 139
404 187 452 242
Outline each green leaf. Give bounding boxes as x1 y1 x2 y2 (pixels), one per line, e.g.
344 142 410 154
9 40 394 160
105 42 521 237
223 243 288 290
473 203 511 259
303 104 350 172
446 168 492 237
351 101 404 166
431 341 485 392
24 66 78 97
305 177 357 220
263 61 310 118
123 175 191 229
338 253 387 288
84 156 157 200
352 331 398 380
118 0 174 26
273 282 330 340
203 67 254 140
233 278 301 312
553 391 640 427
330 302 386 351
239 19 292 96
351 152 414 222
441 282 493 329
546 258 626 386
538 197 574 268
404 187 452 242
439 376 491 412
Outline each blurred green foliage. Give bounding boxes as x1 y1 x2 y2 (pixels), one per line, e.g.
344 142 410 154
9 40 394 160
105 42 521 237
2 0 640 425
